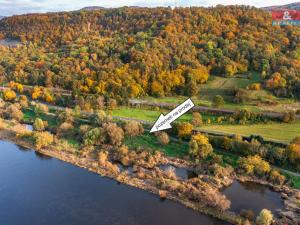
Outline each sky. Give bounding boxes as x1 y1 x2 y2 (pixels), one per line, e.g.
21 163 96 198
0 0 298 16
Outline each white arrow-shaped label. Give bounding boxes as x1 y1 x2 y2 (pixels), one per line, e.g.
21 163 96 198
150 98 195 133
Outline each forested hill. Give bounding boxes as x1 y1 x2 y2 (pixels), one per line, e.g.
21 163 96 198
0 6 299 101
262 2 300 11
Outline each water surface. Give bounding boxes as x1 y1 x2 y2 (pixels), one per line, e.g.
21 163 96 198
223 181 283 216
0 39 20 47
159 164 197 180
0 140 229 225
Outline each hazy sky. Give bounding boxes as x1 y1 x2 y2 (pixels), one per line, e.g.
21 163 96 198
0 0 298 16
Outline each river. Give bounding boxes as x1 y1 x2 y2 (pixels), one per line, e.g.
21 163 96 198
0 39 21 47
0 140 229 225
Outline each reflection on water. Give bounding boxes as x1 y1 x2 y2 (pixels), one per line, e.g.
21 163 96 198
0 140 229 225
34 151 52 160
16 144 31 152
223 181 283 216
159 165 197 180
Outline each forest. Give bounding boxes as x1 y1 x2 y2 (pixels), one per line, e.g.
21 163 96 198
0 6 299 105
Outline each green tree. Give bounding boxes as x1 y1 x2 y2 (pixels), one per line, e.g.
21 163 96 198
212 95 225 108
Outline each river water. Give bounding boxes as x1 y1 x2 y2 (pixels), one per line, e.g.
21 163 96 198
0 39 20 47
0 140 228 225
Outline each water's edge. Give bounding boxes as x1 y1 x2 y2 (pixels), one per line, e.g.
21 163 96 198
0 129 236 224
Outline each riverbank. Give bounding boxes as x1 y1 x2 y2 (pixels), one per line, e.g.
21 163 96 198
0 120 299 225
0 122 239 225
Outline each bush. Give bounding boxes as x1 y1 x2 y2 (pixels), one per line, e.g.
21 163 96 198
34 103 49 115
269 170 285 185
156 132 170 145
286 143 300 165
266 147 286 165
57 122 74 137
212 95 225 108
247 83 261 91
189 134 213 160
79 125 90 136
93 110 108 126
238 155 271 176
240 209 255 221
98 151 108 166
123 121 144 137
95 96 105 110
84 128 104 146
33 131 54 150
233 109 251 124
3 89 16 101
177 122 193 139
58 108 74 123
210 136 232 151
256 209 273 225
5 104 23 122
102 122 124 146
291 137 300 145
191 112 203 126
282 111 295 123
19 95 28 107
33 118 46 131
108 98 117 109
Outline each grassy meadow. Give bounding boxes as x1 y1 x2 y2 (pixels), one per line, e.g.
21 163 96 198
201 121 300 143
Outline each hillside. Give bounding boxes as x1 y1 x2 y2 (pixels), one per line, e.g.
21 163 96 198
262 2 300 11
0 6 299 103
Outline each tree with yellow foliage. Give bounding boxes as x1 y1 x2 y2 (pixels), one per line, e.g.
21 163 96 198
238 155 271 176
286 143 300 165
177 122 193 139
33 131 54 150
3 89 17 102
189 133 213 159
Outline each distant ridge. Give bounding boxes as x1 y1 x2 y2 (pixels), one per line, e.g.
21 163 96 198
262 2 300 11
81 6 108 11
80 6 142 11
0 16 4 20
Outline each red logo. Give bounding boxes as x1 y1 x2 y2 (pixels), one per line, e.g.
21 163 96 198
272 10 300 21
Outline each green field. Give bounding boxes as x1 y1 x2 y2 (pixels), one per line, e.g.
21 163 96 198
110 107 222 124
111 107 193 123
201 121 300 143
125 134 239 166
23 108 58 127
125 134 189 157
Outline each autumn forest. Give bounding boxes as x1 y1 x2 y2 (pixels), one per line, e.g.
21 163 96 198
0 6 299 103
